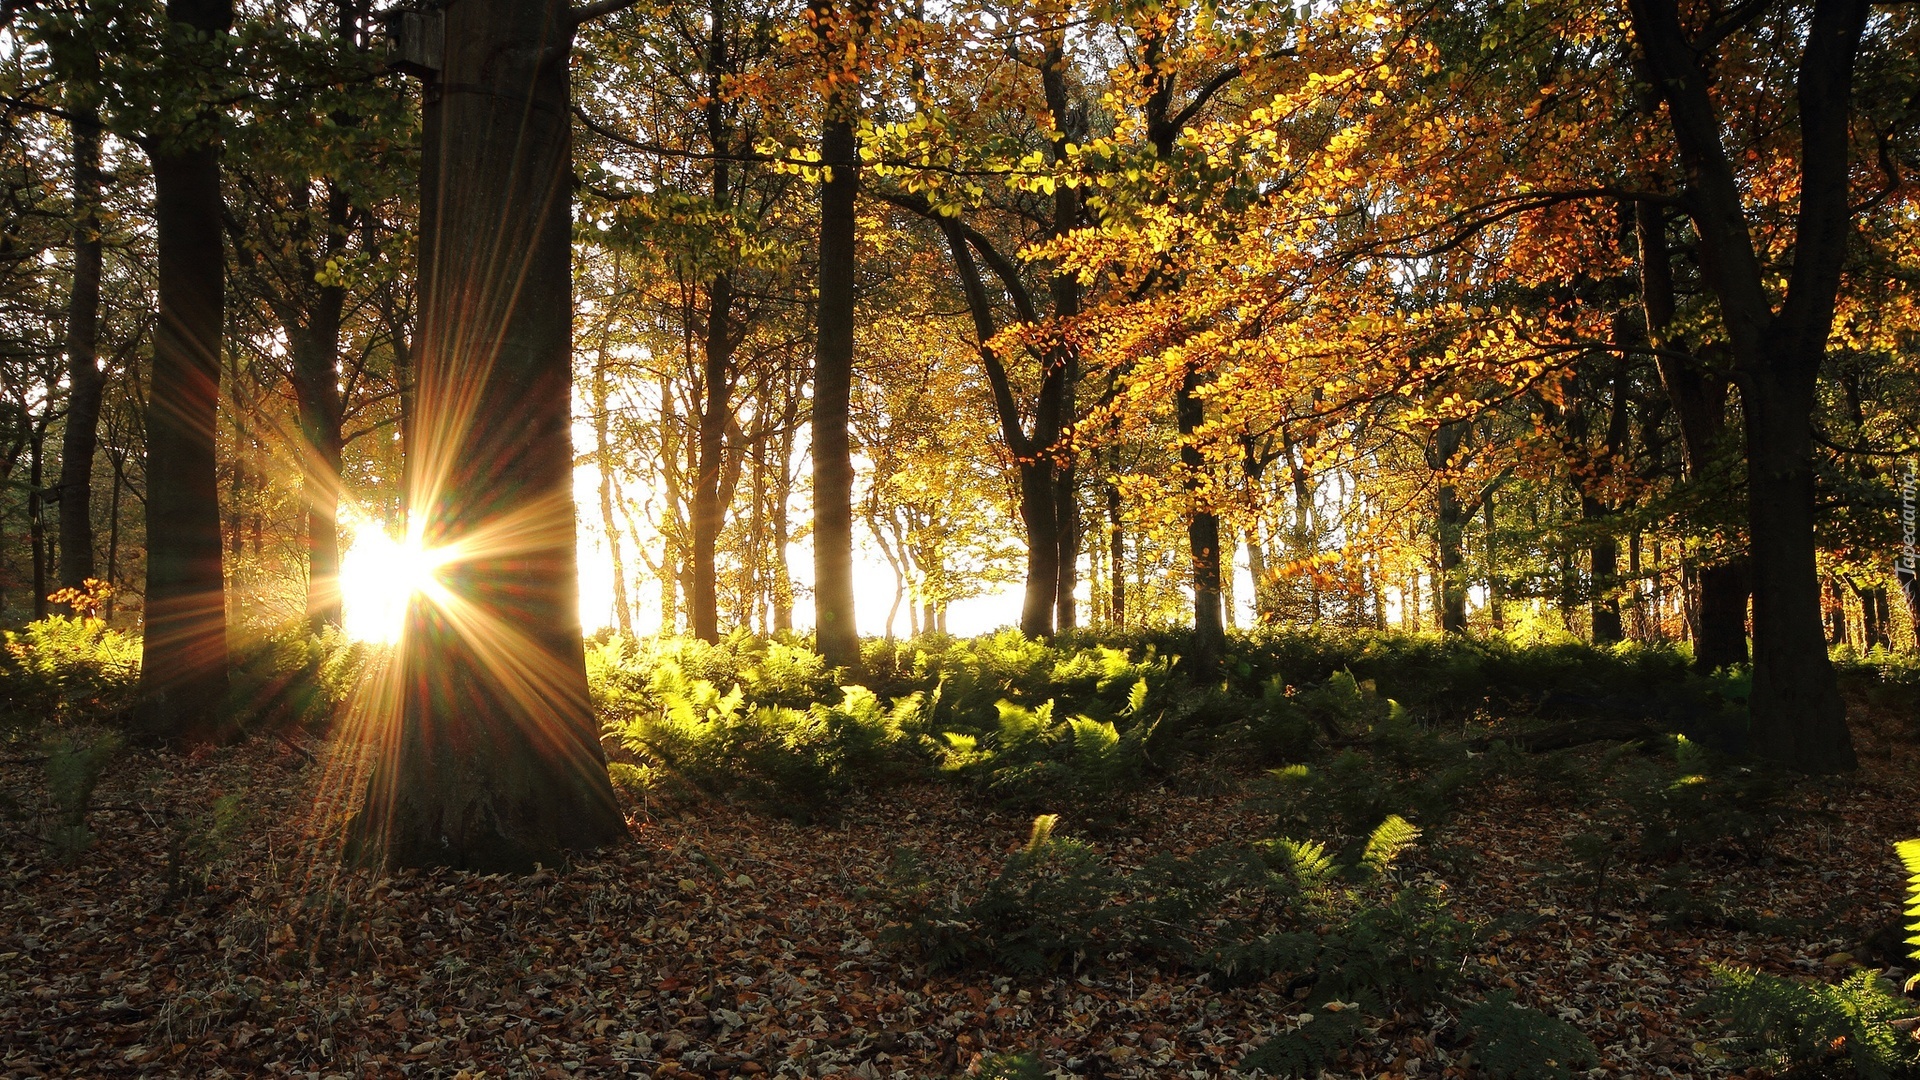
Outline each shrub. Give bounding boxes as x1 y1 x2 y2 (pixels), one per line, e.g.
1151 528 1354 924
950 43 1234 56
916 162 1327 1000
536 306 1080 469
0 615 141 728
884 814 1128 975
608 658 920 819
1238 1005 1367 1077
1711 967 1920 1079
927 684 1162 821
1458 992 1599 1079
227 624 374 730
42 731 123 860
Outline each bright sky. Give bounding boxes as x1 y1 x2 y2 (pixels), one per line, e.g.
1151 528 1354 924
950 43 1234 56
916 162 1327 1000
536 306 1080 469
338 425 1262 644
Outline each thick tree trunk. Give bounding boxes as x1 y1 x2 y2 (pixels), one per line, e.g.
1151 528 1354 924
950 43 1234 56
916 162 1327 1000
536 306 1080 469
1178 367 1223 675
1745 364 1854 770
1054 464 1077 630
1628 0 1863 770
140 0 233 741
58 111 105 592
811 110 860 668
1017 464 1061 638
348 0 625 871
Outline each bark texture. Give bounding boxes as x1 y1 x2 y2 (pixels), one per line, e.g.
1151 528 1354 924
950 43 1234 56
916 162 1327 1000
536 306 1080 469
811 112 860 669
140 0 233 742
348 0 625 871
58 110 104 592
1628 0 1863 771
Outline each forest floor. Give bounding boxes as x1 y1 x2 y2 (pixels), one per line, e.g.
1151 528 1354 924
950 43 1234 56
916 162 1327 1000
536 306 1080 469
1 701 1915 1080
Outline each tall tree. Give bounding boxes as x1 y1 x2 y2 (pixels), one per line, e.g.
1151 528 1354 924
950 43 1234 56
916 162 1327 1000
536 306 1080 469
348 0 627 870
1626 0 1867 772
140 0 234 740
807 0 870 669
55 44 104 593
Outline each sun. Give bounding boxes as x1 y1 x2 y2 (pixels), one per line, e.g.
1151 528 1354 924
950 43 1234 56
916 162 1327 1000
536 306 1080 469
339 521 447 643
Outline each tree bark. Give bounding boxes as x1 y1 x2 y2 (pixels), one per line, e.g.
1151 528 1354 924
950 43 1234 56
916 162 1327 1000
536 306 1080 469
140 0 234 742
28 417 48 617
1627 0 1863 771
348 0 626 871
811 109 860 669
1635 200 1748 669
286 186 349 632
691 272 732 642
592 335 633 637
1432 421 1469 634
1106 481 1124 627
1178 366 1223 676
58 110 105 592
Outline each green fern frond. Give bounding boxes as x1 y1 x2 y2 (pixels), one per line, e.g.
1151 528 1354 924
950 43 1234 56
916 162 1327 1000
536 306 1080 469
1067 716 1120 765
1360 815 1420 876
1026 813 1059 855
1123 676 1149 717
1239 1007 1365 1077
1896 839 1920 964
997 699 1056 752
1459 992 1598 1080
1267 837 1337 891
1712 964 1920 1079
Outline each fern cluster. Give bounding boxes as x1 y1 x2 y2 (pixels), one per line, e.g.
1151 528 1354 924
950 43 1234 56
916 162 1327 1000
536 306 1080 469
1712 967 1920 1079
0 614 141 727
1704 840 1920 1079
928 682 1160 821
608 657 923 819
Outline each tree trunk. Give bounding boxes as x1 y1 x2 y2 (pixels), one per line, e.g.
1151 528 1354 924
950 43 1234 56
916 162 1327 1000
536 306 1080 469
1483 490 1503 631
1628 0 1863 770
58 110 105 592
348 0 625 871
29 418 48 617
1745 362 1853 770
1107 481 1124 627
691 272 732 642
592 338 633 637
105 451 124 620
1178 367 1223 676
1054 464 1078 630
1432 421 1468 634
1636 199 1747 669
287 206 348 632
811 110 860 668
140 0 233 741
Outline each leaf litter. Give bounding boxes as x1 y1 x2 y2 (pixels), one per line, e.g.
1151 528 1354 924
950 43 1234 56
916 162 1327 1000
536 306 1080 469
1 708 1916 1079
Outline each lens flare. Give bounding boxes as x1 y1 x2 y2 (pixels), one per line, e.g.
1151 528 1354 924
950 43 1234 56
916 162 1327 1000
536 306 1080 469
339 522 450 644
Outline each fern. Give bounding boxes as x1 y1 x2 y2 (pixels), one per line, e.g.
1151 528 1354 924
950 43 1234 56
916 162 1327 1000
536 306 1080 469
1897 839 1920 975
1264 837 1338 893
1238 1006 1365 1077
1359 814 1420 877
1459 992 1598 1080
1712 966 1920 1080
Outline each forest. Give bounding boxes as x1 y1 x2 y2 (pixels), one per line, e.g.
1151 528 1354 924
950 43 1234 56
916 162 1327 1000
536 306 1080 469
1 0 1919 1075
